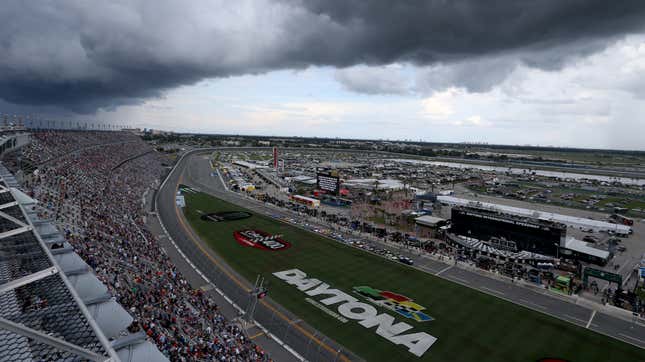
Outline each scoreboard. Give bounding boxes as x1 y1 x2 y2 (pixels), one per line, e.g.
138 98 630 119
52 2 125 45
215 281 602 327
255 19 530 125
317 172 340 195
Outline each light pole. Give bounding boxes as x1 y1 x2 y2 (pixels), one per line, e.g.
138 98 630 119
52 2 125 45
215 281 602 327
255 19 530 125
554 242 559 260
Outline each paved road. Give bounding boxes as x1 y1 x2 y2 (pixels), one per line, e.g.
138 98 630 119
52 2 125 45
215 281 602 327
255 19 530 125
160 149 645 358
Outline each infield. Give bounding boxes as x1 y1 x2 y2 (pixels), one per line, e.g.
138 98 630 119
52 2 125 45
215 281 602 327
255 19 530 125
182 190 644 362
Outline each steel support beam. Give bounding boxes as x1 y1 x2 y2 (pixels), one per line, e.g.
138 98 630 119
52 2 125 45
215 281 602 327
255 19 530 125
0 317 111 362
0 225 32 240
0 266 58 293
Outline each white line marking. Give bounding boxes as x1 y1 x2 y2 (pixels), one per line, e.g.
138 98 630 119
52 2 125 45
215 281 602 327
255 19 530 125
618 333 645 345
563 314 586 323
451 276 470 284
519 299 547 310
586 310 596 329
481 286 505 296
435 265 453 276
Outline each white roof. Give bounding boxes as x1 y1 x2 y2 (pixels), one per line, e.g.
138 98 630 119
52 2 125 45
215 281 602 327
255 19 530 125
290 175 315 182
415 215 445 227
438 195 632 233
233 160 268 169
565 237 610 259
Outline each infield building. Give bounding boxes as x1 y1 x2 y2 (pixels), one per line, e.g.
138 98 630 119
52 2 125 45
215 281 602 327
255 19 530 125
449 206 610 265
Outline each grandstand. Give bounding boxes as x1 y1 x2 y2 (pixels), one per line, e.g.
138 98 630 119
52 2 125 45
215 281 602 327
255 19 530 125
0 165 167 361
0 130 271 361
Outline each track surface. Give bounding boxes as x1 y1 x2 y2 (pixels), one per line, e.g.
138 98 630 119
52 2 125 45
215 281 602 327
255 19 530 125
157 149 645 360
156 150 357 362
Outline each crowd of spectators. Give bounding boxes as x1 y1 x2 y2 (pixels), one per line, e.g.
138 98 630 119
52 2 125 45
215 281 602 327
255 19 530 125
7 131 138 168
9 131 270 361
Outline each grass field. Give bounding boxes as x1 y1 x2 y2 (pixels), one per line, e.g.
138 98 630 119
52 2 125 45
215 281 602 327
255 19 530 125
182 190 644 362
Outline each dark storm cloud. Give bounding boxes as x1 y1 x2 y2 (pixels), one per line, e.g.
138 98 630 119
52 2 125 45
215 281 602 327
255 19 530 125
293 0 645 65
1 0 645 112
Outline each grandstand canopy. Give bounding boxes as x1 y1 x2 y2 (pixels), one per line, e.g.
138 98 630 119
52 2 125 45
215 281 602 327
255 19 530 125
438 196 631 233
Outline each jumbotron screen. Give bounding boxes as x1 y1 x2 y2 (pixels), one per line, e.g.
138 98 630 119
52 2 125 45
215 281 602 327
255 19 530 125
317 172 339 194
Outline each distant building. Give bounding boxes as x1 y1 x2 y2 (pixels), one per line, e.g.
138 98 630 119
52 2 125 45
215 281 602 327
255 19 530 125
149 129 174 136
222 140 241 146
414 215 447 238
448 205 610 265
450 206 566 256
233 160 268 169
121 127 144 136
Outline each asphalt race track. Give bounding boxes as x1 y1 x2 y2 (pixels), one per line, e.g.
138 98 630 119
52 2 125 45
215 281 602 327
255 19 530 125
156 149 360 362
156 149 645 361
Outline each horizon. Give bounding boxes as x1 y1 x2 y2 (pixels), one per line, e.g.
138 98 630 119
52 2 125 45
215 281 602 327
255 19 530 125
143 130 645 154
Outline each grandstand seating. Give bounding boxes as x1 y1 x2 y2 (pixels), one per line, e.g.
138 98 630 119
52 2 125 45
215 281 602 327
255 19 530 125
1 131 270 361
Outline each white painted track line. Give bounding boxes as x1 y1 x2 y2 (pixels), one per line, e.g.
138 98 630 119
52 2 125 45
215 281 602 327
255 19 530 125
519 299 547 310
563 314 586 324
618 333 645 345
481 286 505 296
586 310 596 329
451 276 470 284
435 265 453 276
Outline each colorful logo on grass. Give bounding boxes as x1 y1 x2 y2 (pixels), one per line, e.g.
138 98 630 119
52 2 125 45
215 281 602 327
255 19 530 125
353 286 433 322
233 229 291 251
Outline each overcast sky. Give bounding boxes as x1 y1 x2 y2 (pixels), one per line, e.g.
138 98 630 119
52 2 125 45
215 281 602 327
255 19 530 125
2 1 645 149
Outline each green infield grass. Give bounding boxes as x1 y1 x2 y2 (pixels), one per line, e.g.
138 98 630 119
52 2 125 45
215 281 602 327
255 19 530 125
182 189 645 362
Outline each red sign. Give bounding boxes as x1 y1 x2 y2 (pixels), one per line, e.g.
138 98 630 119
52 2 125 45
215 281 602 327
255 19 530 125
233 229 291 251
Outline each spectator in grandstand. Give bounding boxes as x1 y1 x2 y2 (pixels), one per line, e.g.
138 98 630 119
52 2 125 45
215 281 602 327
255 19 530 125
15 131 269 361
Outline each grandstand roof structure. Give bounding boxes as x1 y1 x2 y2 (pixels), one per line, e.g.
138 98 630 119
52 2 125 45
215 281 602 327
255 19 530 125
448 234 555 262
0 165 168 361
438 195 632 234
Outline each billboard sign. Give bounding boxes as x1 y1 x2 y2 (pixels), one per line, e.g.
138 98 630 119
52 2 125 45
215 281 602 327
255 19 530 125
317 172 340 194
234 229 291 251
